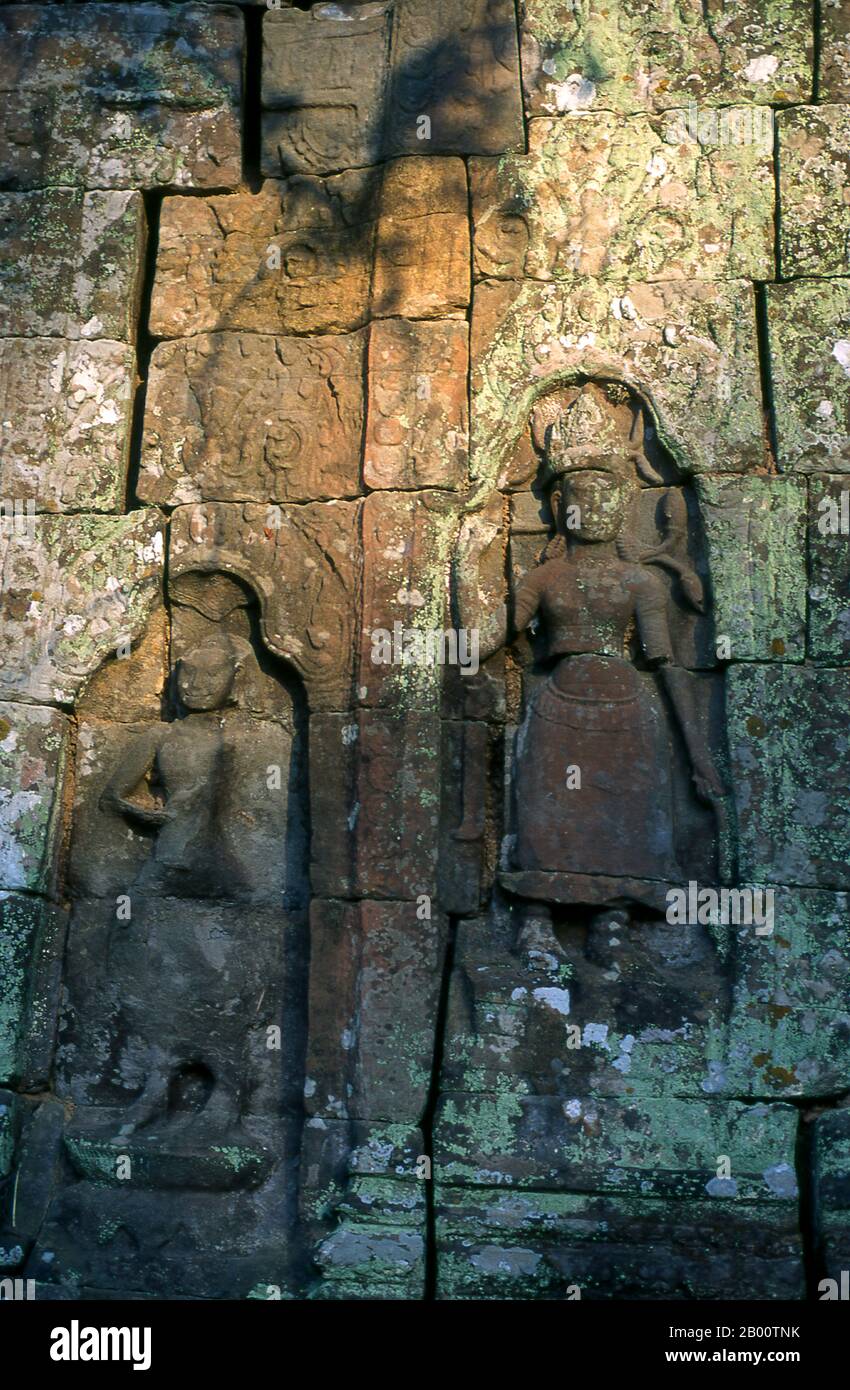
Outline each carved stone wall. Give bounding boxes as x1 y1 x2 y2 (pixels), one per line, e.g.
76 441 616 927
1 0 849 1302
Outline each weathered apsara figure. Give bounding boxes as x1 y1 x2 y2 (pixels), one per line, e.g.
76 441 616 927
92 630 297 1137
100 633 262 899
467 385 725 956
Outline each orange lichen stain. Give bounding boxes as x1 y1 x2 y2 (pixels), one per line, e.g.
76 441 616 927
753 1051 798 1087
766 1065 798 1086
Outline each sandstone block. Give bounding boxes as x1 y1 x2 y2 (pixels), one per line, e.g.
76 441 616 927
822 0 850 100
386 0 524 157
0 190 144 340
309 710 441 900
305 898 447 1121
371 158 470 321
809 475 850 661
262 4 392 176
472 113 774 284
359 489 460 710
0 3 242 189
727 665 850 889
0 895 66 1089
364 319 468 491
0 339 135 512
0 703 69 896
725 888 850 1098
778 105 850 277
434 1094 799 1199
0 510 163 705
767 279 850 472
696 477 807 661
521 0 812 117
140 331 365 505
435 1189 803 1300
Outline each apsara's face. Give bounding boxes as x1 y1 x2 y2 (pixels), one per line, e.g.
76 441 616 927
177 648 236 712
558 468 629 542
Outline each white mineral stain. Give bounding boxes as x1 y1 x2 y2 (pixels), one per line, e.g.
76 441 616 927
611 296 637 321
582 1022 610 1048
547 74 596 112
706 1176 739 1197
95 402 121 426
47 351 67 394
763 1163 798 1198
396 586 425 606
832 340 850 377
470 1246 541 1276
532 986 570 1015
743 55 779 82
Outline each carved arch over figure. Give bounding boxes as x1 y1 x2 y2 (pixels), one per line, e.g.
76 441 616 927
168 499 361 711
469 364 690 507
469 279 763 498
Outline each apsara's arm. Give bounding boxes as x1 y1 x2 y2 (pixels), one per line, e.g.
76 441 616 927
99 727 170 826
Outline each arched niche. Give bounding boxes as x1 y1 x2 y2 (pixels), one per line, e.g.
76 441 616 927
31 565 312 1298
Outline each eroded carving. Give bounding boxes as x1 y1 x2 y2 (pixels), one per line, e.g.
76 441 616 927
168 500 361 711
458 382 727 959
34 596 309 1295
97 633 298 904
139 331 365 506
